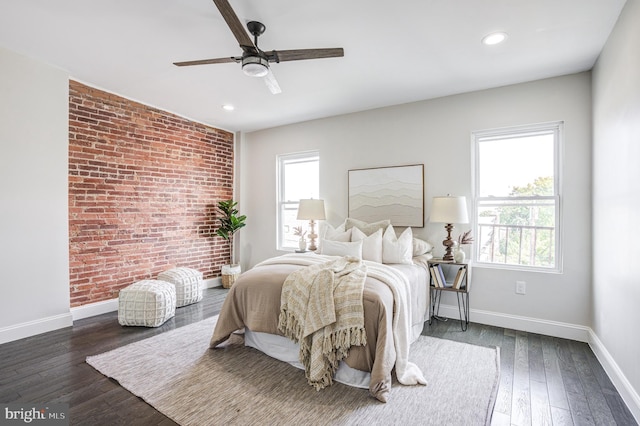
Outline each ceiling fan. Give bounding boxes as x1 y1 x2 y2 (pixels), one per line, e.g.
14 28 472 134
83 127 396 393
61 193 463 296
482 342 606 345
173 0 344 94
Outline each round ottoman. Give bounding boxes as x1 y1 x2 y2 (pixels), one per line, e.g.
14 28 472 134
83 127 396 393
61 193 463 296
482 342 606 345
118 280 177 327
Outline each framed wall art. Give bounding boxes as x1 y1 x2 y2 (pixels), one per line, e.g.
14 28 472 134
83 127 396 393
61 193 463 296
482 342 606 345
348 164 424 227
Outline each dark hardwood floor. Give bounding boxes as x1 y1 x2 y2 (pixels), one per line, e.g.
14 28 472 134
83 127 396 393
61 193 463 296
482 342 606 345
422 319 636 426
0 288 636 425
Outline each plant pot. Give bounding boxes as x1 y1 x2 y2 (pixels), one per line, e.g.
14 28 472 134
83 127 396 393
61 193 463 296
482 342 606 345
221 264 241 289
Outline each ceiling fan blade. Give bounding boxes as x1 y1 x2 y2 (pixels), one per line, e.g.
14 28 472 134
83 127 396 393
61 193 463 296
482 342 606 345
263 69 281 95
212 0 256 50
173 57 239 67
271 48 344 62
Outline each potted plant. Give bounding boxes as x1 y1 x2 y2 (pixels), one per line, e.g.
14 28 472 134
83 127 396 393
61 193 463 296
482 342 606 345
454 230 474 263
216 199 246 288
293 225 307 251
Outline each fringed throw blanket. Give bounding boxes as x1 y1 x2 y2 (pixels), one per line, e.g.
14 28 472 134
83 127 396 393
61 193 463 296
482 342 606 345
278 256 367 390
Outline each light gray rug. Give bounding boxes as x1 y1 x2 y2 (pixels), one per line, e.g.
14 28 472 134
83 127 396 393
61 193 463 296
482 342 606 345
87 316 500 425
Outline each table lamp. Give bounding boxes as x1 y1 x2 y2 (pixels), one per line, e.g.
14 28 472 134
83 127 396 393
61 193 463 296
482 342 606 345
430 195 469 261
297 199 326 251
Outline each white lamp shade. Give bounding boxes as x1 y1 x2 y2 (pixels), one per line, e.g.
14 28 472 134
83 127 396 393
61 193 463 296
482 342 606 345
297 199 326 220
430 196 469 224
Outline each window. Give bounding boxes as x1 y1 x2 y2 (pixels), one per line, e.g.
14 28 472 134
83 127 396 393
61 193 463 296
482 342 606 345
277 151 319 250
473 122 562 271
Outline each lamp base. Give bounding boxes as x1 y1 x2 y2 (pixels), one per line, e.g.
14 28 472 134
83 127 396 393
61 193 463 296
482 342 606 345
442 223 455 261
308 220 318 252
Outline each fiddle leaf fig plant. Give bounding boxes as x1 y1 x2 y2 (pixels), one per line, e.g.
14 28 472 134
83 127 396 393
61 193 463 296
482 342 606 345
216 199 246 265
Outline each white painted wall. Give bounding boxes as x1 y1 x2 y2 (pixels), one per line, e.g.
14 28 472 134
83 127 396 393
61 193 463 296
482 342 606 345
592 0 640 417
0 47 72 343
240 72 593 335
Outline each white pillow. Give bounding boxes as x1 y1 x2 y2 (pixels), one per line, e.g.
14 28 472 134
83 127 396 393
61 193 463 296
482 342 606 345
382 225 413 264
412 238 434 256
345 218 391 236
322 222 351 242
351 227 383 263
320 239 363 259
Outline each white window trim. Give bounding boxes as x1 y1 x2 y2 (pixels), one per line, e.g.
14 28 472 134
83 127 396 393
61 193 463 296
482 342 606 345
471 121 563 273
276 150 319 251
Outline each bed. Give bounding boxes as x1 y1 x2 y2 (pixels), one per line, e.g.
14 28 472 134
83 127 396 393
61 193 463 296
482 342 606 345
210 220 433 403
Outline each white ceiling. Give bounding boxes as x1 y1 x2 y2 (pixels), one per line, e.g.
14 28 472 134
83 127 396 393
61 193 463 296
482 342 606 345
0 0 627 133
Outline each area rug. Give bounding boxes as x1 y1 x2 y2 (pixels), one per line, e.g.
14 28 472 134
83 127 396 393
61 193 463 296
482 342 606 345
87 316 500 425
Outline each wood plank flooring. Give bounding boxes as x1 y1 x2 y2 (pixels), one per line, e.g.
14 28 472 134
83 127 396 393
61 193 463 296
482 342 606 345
422 317 637 425
0 288 636 425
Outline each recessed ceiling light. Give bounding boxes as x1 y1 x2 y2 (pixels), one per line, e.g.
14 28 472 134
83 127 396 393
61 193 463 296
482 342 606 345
482 32 507 46
222 104 235 111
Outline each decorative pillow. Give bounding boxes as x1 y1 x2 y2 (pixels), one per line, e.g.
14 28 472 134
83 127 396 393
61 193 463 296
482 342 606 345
412 253 434 268
320 239 363 259
322 222 351 242
351 227 383 263
412 238 434 256
382 225 413 264
345 218 391 236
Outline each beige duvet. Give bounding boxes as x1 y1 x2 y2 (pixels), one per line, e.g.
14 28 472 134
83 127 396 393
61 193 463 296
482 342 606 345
210 254 428 403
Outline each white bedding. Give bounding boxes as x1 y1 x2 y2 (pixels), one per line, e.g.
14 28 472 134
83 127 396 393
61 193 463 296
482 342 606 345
245 329 371 389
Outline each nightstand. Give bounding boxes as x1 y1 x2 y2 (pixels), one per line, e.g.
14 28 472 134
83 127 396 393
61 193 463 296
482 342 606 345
427 259 471 331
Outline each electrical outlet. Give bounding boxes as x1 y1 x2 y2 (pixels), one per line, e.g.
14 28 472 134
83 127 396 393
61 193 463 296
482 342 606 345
516 281 526 295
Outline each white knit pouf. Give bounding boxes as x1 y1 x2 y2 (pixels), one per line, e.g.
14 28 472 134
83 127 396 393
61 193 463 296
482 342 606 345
157 267 203 307
118 280 177 327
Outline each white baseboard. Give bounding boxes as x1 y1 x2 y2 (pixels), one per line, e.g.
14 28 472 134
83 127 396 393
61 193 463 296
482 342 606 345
71 298 119 321
588 330 640 424
204 277 222 288
70 277 223 321
0 313 73 345
434 303 590 342
435 303 639 423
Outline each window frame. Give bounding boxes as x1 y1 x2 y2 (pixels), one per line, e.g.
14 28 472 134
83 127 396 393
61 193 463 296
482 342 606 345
276 150 320 251
471 121 563 273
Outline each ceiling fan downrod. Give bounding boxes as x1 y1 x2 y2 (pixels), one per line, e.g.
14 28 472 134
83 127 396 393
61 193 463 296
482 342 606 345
246 21 266 48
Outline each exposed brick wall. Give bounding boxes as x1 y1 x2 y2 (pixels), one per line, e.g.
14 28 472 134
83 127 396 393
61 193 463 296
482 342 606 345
68 80 234 307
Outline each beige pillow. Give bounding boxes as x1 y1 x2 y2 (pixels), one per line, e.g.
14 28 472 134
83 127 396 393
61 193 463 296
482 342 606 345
351 227 383 263
382 225 413 264
345 218 391 236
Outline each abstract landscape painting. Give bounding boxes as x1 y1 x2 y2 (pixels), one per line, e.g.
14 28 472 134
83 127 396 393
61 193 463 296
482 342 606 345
348 164 424 227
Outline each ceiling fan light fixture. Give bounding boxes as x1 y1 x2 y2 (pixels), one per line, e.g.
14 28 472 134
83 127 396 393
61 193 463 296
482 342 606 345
242 56 269 77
